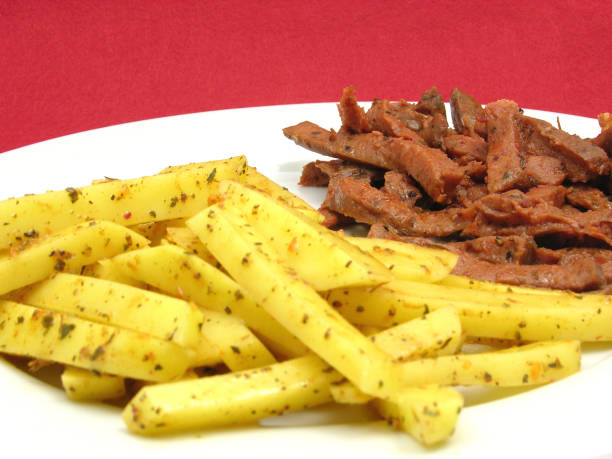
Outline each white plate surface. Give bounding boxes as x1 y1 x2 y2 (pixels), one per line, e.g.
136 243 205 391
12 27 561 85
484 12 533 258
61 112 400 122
0 104 610 459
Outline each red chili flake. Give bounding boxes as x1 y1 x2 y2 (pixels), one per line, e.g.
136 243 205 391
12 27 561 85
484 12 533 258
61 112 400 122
123 212 132 219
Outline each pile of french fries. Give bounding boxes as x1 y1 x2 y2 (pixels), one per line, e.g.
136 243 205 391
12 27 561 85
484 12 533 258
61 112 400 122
0 155 608 446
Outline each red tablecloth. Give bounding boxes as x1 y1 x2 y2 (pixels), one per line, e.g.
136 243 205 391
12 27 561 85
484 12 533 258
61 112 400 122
1 0 610 153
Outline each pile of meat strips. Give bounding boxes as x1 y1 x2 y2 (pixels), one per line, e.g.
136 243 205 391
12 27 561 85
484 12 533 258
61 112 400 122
283 87 612 292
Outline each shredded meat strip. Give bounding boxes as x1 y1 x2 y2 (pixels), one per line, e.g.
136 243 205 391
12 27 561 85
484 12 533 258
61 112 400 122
283 121 464 204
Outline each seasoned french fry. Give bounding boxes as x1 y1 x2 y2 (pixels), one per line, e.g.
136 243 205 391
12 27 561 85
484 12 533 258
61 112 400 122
186 334 222 368
0 301 190 382
372 307 462 361
61 366 126 402
243 165 324 222
403 280 610 309
187 206 401 399
345 236 458 283
328 380 374 405
326 280 612 341
395 340 580 387
436 274 565 295
164 226 219 266
128 219 186 246
159 161 322 222
111 244 308 358
335 339 579 400
20 273 202 348
373 386 463 446
198 308 277 371
157 156 248 176
0 221 149 296
83 259 147 287
122 354 342 435
0 156 247 251
216 180 393 290
331 308 462 405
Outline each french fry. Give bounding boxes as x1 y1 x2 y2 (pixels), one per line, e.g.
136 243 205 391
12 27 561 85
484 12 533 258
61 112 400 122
326 280 612 341
128 218 186 246
331 308 463 405
395 340 580 387
371 307 462 361
0 156 247 251
20 273 202 348
403 280 611 310
83 259 147 288
187 206 401 399
159 161 322 222
333 339 579 407
164 226 219 266
328 380 374 405
157 156 248 176
122 354 342 435
198 308 277 371
216 180 393 290
61 366 126 402
345 236 458 283
186 334 222 368
0 301 190 382
243 165 324 223
437 274 566 295
111 244 308 358
0 221 149 296
373 386 463 446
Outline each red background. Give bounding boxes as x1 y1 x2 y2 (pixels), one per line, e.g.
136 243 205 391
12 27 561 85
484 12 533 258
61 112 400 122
1 0 610 154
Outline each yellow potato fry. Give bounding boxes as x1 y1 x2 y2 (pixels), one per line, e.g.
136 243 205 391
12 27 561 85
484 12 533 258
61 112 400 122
0 221 149 296
186 334 222 368
335 340 578 397
20 273 202 348
345 236 458 283
187 206 401 399
331 308 462 406
0 301 189 382
128 218 186 246
328 380 373 405
198 308 277 371
437 274 566 296
159 161 322 222
373 386 463 446
122 354 342 435
326 280 612 341
372 307 462 361
243 165 323 222
164 226 218 266
83 259 147 288
61 366 126 402
404 280 609 310
157 156 248 176
395 340 580 387
0 156 246 251
215 180 392 290
436 274 612 305
111 244 308 358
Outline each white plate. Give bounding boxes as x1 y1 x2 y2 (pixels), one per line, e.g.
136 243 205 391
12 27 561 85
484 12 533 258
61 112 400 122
0 104 610 459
